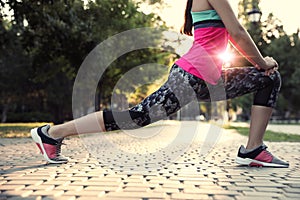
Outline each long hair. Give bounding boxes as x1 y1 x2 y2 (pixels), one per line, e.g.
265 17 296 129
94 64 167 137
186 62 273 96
180 0 193 36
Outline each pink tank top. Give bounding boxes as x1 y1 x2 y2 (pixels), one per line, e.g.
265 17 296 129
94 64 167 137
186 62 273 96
175 10 229 85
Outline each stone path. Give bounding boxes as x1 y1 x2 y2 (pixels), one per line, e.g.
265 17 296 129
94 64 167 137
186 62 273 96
0 121 299 200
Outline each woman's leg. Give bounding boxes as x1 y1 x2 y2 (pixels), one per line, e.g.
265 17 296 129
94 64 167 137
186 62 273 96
48 111 106 139
40 64 199 138
30 64 191 163
102 64 201 131
219 67 287 167
221 67 281 149
30 111 106 163
247 105 272 149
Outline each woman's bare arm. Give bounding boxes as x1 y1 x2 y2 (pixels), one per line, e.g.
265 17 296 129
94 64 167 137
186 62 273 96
207 0 276 70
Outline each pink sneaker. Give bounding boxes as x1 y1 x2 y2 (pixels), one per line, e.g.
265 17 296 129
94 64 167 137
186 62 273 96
31 125 68 164
236 144 289 168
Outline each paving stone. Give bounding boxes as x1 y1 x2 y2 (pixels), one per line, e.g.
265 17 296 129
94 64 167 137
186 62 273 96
242 191 283 197
234 182 285 187
85 198 141 200
3 180 44 186
7 196 37 200
84 186 121 192
255 187 285 192
282 187 300 193
0 181 7 185
54 185 84 191
3 176 51 181
122 186 149 192
63 190 105 197
181 180 216 187
23 185 55 191
0 184 25 191
194 188 241 196
197 185 225 190
171 193 211 200
236 197 275 200
2 190 33 197
0 124 299 200
54 176 89 182
42 180 71 186
283 193 300 198
125 182 152 187
43 197 76 200
212 195 237 200
161 183 184 189
274 180 294 185
287 183 300 188
158 188 180 194
184 187 214 193
30 190 64 197
70 180 123 187
225 186 254 192
216 181 234 187
106 191 166 199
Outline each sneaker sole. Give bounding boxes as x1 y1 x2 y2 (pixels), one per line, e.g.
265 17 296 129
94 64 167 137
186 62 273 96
236 157 288 168
31 128 68 164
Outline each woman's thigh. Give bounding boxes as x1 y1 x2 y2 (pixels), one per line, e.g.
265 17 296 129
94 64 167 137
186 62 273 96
222 67 278 100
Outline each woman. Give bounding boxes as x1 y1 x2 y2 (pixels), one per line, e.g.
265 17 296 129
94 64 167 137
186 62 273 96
31 0 289 167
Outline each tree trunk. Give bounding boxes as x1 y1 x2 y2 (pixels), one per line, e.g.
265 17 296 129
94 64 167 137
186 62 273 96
1 104 9 123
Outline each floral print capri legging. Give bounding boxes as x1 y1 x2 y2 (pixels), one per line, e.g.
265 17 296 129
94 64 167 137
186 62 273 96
103 64 281 131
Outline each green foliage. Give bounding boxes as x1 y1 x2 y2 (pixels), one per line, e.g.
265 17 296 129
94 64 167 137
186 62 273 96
0 0 169 123
230 93 253 121
0 122 50 137
98 48 172 109
264 32 300 113
232 0 300 119
6 111 53 123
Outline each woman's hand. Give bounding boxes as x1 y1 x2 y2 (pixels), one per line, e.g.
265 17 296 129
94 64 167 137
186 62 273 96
255 56 279 76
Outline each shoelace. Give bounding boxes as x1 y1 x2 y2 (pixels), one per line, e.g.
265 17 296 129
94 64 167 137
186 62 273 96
55 141 65 157
262 147 273 158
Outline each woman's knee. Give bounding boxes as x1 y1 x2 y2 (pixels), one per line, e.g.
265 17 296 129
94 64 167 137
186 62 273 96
270 70 282 90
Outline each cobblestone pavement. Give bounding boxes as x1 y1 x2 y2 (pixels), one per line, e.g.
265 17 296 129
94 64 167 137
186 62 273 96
0 121 299 200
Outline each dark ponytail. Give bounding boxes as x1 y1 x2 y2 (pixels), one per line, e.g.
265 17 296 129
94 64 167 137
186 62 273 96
180 0 193 36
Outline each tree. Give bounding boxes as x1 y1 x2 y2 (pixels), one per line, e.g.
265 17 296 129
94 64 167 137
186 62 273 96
228 0 263 119
0 0 168 123
1 0 90 123
263 31 300 116
0 16 32 122
230 0 300 120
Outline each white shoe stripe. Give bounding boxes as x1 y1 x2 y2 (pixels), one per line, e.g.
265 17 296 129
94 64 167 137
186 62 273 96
236 157 288 168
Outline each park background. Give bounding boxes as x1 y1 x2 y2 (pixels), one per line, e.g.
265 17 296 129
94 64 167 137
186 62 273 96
1 0 300 125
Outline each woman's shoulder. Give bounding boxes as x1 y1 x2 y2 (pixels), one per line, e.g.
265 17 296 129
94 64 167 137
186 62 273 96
191 0 214 12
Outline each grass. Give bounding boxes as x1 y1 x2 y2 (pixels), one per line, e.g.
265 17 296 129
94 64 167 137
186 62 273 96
224 125 300 142
0 121 171 138
1 122 300 142
0 123 51 138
